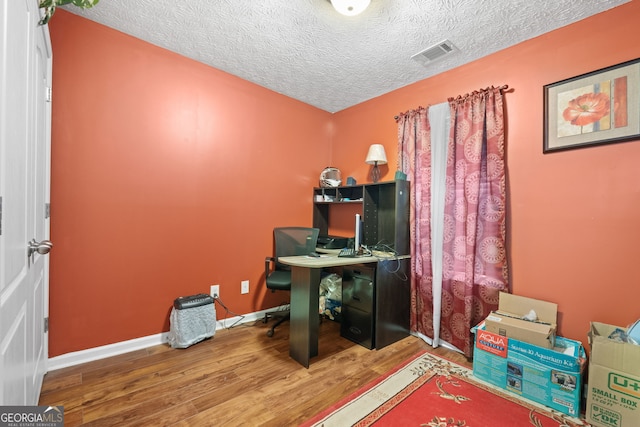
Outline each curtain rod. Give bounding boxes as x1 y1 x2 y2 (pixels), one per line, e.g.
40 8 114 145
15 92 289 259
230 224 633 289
394 84 510 120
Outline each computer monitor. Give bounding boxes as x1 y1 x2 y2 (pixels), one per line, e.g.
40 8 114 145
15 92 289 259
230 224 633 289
354 213 363 253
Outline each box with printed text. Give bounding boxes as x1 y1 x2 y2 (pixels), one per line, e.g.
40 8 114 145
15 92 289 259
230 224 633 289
484 292 558 349
586 322 640 427
472 322 586 417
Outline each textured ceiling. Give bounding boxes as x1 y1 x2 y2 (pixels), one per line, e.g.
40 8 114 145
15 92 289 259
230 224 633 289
63 0 629 113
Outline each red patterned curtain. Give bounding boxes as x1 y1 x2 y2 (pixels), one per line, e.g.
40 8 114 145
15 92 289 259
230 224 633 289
396 107 432 345
397 86 509 358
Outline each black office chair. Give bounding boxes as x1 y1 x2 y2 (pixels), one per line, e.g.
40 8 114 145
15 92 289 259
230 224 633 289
264 227 319 337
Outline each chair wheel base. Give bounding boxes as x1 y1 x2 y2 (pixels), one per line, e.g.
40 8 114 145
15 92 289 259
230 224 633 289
266 329 274 337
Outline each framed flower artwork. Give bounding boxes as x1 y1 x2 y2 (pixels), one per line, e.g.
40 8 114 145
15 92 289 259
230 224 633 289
543 58 640 153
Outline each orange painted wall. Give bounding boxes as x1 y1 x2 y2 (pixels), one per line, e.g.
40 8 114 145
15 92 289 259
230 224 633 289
331 1 640 346
48 11 332 356
49 2 640 357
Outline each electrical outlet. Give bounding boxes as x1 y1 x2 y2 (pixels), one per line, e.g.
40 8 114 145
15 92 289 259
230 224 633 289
210 284 220 299
241 280 249 294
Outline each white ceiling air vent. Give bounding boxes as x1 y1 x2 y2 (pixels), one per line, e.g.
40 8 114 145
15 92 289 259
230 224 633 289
411 40 457 65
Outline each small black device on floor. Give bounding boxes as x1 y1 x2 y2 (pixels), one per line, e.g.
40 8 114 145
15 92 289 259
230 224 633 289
168 293 216 349
173 293 214 310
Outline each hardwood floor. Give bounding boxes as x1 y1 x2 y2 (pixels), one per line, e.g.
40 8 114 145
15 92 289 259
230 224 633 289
39 318 471 426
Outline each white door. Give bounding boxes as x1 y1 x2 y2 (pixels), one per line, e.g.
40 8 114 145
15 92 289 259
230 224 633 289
0 0 52 405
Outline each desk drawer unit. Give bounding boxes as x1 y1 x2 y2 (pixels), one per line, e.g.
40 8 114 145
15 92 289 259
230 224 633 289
341 266 375 349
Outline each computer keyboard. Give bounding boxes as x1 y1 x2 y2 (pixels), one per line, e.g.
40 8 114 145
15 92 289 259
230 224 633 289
338 247 356 258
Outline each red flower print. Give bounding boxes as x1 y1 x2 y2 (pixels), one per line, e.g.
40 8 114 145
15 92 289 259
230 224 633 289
562 92 610 127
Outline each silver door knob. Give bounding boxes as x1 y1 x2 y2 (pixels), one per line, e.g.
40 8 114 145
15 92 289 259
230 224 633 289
28 239 53 257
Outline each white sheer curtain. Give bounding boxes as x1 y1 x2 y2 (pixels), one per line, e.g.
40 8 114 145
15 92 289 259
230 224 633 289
428 102 450 349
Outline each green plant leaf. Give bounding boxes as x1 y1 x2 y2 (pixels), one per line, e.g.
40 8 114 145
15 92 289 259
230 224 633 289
71 0 100 8
39 0 99 25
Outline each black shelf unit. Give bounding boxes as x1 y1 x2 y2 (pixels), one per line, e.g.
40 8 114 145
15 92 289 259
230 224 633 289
312 180 409 255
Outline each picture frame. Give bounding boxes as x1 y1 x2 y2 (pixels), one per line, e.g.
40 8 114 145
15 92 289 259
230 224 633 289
543 58 640 153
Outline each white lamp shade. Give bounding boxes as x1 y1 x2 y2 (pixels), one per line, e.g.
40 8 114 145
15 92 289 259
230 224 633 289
330 0 371 16
365 144 388 165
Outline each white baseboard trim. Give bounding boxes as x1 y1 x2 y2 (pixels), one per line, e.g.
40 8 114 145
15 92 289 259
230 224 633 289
47 306 284 371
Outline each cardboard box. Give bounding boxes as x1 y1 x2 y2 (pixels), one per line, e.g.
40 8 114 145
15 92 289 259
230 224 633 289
586 322 640 427
472 322 585 417
484 292 557 348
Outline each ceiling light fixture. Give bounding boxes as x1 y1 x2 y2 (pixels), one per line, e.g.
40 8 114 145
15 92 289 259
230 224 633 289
329 0 371 16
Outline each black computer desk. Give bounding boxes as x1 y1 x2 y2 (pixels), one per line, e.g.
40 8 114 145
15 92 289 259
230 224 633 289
278 252 410 368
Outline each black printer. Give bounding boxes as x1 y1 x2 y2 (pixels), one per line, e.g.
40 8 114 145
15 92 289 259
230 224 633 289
317 235 350 249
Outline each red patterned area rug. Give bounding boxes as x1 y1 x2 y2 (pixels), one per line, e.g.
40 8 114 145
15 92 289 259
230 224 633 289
301 351 589 427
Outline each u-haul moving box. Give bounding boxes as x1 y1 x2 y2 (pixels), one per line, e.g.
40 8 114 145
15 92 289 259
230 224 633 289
586 322 640 427
473 322 585 417
484 292 557 348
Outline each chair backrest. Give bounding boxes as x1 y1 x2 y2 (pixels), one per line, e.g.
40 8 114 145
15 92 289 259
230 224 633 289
273 227 320 270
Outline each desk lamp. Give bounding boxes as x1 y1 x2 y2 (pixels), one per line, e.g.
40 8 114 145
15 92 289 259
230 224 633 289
365 144 387 183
